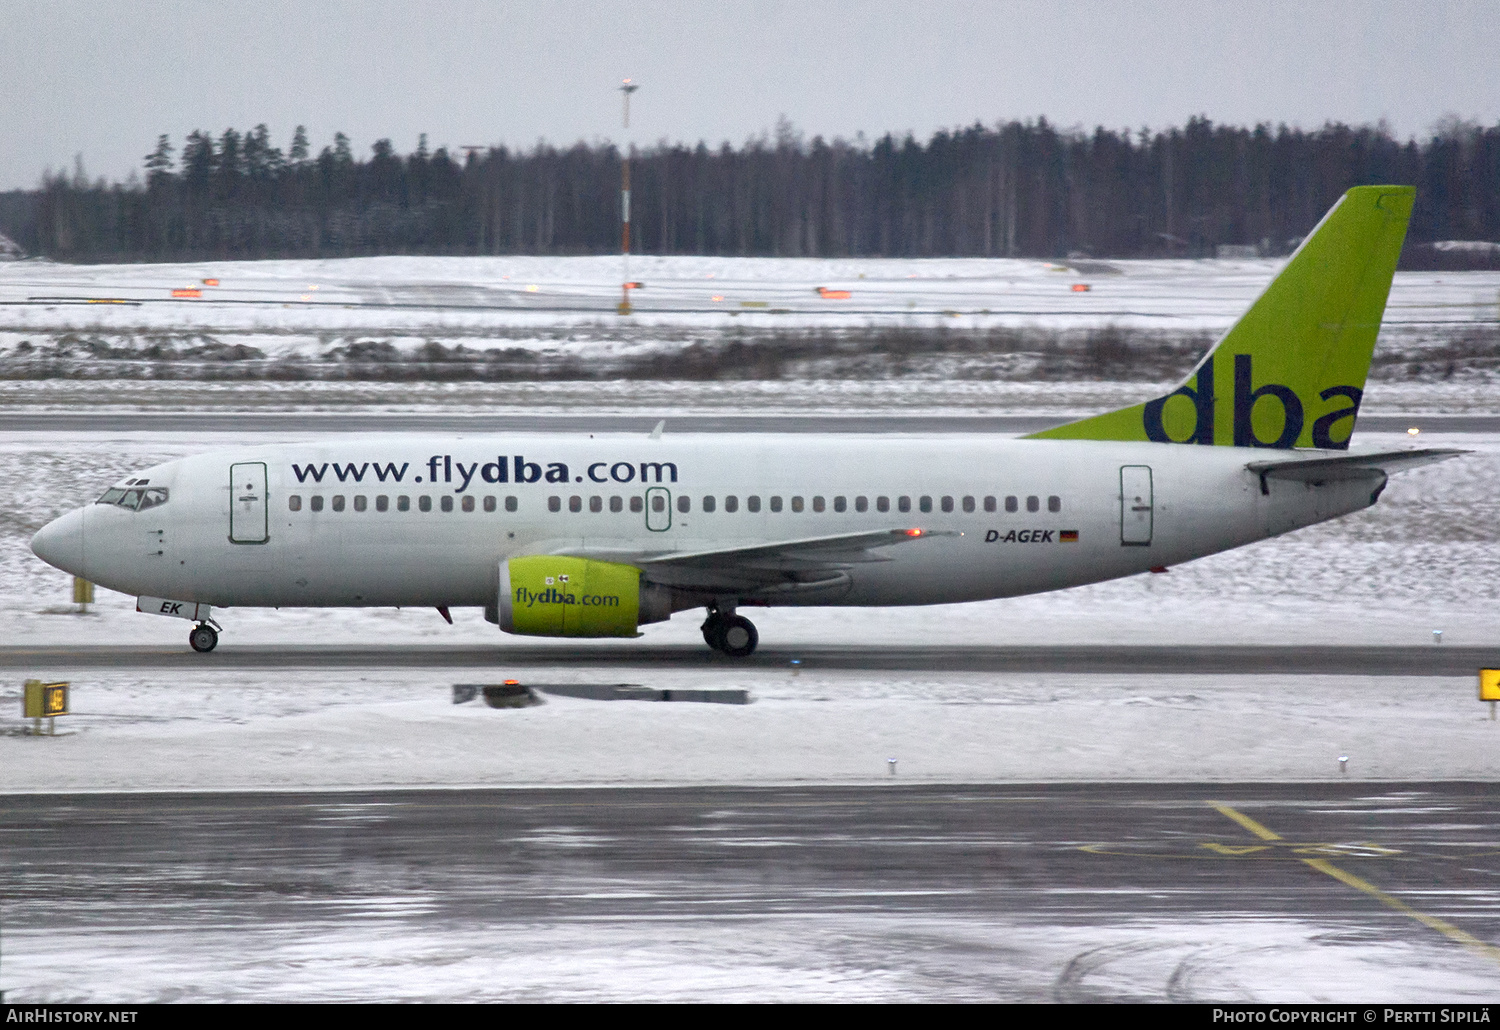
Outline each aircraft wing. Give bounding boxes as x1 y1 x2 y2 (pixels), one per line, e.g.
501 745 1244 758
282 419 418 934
560 528 955 594
1245 447 1465 492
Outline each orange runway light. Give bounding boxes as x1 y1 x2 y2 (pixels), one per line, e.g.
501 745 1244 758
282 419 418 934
624 281 643 290
1071 283 1091 292
816 287 852 299
201 278 220 286
171 288 202 298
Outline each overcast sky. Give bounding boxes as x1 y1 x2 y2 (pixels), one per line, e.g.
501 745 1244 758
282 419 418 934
3 0 1498 190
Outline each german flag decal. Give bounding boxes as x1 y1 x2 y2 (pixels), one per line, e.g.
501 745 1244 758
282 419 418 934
1060 530 1079 543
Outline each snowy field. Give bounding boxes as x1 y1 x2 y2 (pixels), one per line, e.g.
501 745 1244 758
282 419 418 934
2 253 1496 334
0 254 1495 385
2 669 1496 793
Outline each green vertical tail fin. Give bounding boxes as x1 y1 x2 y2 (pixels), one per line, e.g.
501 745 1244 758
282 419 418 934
1028 185 1415 450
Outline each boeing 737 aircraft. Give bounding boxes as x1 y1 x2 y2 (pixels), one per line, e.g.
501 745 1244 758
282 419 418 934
30 186 1459 656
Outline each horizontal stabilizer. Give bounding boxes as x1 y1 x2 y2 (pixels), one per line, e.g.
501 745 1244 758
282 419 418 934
1246 447 1464 493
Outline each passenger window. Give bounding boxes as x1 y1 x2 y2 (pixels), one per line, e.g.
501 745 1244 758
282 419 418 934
677 496 691 513
1027 495 1040 513
419 496 432 512
569 495 582 513
984 496 996 513
441 496 454 512
353 495 367 512
790 496 804 513
376 495 389 512
332 495 346 512
1005 496 1018 513
505 496 518 512
311 495 324 512
1049 495 1062 512
651 494 666 513
770 496 783 513
630 496 644 513
610 496 623 513
397 495 410 512
462 496 475 512
962 496 975 513
482 496 495 512
813 496 825 512
919 496 932 513
725 495 739 512
855 496 868 513
549 496 561 513
898 496 911 513
941 496 954 513
876 496 889 513
289 495 302 512
747 496 761 513
703 496 716 513
833 496 846 513
589 496 602 513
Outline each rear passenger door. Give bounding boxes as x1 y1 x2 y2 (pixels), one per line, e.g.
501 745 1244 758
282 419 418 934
1120 465 1153 546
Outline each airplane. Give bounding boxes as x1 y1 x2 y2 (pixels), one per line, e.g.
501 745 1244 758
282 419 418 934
29 185 1461 658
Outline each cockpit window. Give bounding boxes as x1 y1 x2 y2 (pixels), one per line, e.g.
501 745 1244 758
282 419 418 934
95 486 169 511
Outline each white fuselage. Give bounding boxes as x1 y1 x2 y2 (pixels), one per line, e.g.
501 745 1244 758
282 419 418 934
32 433 1378 617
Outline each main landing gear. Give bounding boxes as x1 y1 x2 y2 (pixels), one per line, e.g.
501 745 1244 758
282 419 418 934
702 609 758 658
188 623 219 653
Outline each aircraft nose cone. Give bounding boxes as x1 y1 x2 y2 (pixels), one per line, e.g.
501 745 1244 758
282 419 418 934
31 507 86 577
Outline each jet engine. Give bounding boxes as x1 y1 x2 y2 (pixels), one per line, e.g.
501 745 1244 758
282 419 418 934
497 556 673 638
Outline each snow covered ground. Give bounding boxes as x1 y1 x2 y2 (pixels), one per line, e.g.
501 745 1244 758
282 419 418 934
3 668 1496 793
8 905 1494 1003
0 254 1494 381
2 253 1495 333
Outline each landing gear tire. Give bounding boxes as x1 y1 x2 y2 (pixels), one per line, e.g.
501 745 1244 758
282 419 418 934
717 614 758 658
189 624 218 653
702 613 725 650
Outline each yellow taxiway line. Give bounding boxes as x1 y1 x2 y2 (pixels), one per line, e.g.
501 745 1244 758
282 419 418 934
1210 802 1500 967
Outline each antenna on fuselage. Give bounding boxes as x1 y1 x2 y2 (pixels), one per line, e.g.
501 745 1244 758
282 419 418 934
649 419 666 439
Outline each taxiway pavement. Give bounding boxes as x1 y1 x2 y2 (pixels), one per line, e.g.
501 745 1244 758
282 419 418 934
2 784 1497 1001
2 642 1496 675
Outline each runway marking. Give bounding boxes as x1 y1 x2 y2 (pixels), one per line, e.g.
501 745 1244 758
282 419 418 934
1211 802 1500 968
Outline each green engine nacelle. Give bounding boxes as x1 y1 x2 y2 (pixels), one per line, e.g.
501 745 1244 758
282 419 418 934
499 556 646 638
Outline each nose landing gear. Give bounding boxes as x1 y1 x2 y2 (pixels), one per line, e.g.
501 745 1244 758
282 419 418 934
701 608 758 658
188 623 219 653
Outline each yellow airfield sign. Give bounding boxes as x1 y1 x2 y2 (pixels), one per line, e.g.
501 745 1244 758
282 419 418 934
24 680 69 718
1479 670 1500 702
